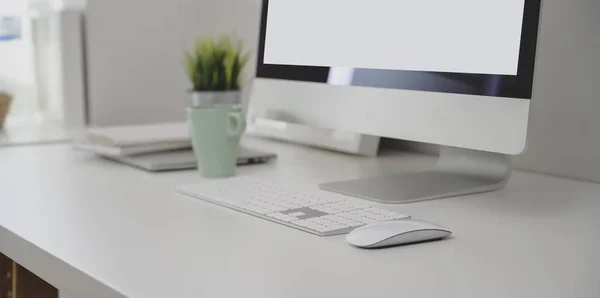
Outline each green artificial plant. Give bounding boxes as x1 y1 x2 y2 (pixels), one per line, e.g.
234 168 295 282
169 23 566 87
183 35 252 91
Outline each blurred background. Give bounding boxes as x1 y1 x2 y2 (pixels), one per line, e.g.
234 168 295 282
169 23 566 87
0 0 85 132
0 0 259 130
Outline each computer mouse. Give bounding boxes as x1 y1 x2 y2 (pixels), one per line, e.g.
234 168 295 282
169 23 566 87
346 219 452 248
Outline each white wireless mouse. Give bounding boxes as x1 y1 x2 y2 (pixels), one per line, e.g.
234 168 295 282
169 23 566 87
346 219 452 248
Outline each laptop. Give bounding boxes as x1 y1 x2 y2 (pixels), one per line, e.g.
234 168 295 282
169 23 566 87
105 147 277 172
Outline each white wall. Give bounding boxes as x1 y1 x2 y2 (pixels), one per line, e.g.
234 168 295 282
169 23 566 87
85 0 261 126
512 0 600 182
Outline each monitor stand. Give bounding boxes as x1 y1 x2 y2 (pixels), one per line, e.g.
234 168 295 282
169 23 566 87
320 147 511 204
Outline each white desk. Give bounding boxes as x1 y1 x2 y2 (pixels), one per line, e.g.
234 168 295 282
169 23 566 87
1 138 600 298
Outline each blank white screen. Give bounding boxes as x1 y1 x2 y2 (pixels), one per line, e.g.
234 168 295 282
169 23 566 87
264 0 526 75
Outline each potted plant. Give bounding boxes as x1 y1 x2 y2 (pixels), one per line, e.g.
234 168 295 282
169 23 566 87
182 35 252 106
182 36 250 178
0 92 12 129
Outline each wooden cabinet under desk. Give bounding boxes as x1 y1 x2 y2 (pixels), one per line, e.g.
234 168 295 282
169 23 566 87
0 253 57 298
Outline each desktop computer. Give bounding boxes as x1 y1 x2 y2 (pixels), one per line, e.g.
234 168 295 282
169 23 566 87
249 0 543 203
177 0 544 237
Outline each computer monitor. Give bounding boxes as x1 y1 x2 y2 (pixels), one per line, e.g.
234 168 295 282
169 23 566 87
249 0 543 203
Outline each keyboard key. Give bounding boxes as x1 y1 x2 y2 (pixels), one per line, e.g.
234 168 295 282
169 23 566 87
288 212 306 217
307 217 336 227
267 212 285 220
322 214 346 223
376 211 409 220
267 212 298 222
336 212 356 220
368 214 394 221
311 225 329 233
292 220 308 227
304 221 327 231
288 198 311 208
293 220 324 231
310 205 326 212
389 213 410 220
324 215 364 227
321 203 344 211
303 199 322 206
340 210 364 219
339 213 379 224
351 210 377 218
304 217 349 232
291 200 313 208
284 216 299 222
319 206 341 214
320 224 350 232
366 207 392 215
259 203 287 212
348 221 365 228
275 201 301 209
359 218 379 224
325 203 358 212
346 202 372 209
322 198 344 204
322 215 340 221
338 213 366 222
247 205 270 214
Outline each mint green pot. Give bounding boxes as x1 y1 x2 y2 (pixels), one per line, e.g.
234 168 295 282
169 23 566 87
187 104 246 178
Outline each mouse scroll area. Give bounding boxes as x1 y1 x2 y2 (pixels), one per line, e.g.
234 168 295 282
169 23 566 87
346 220 452 249
370 229 452 248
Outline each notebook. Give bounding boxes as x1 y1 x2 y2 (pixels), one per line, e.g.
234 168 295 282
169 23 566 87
75 122 191 156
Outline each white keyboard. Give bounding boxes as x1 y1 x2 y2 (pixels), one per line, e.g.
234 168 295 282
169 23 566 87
176 177 409 236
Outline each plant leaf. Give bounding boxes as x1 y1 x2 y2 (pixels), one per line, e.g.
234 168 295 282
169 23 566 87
183 35 250 91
